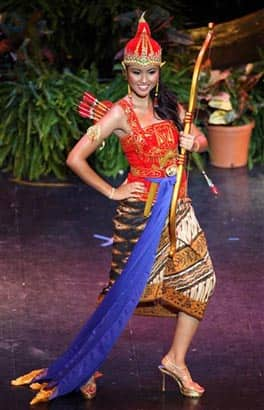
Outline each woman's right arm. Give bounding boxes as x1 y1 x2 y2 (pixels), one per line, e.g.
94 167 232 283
66 105 121 199
66 104 145 200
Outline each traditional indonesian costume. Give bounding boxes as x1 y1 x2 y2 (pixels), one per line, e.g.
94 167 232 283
107 98 216 320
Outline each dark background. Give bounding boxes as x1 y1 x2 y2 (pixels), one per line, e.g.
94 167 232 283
157 0 262 26
1 0 263 77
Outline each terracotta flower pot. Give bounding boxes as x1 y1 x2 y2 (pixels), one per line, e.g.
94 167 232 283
207 121 255 168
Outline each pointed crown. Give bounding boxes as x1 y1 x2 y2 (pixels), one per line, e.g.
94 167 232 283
122 13 163 66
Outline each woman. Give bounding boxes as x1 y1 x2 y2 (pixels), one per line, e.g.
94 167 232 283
11 14 216 404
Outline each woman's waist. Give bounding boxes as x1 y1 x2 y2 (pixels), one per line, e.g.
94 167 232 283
127 171 187 201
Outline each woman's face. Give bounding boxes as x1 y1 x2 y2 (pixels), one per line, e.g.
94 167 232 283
126 64 160 98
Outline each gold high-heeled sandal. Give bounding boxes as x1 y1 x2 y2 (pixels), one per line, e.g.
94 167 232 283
158 358 205 398
80 371 103 400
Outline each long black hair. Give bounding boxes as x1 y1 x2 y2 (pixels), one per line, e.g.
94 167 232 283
150 81 184 132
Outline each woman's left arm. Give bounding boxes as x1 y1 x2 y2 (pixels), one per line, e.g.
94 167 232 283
177 103 208 153
185 123 208 153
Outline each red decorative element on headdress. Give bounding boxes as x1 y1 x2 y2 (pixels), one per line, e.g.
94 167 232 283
123 13 163 66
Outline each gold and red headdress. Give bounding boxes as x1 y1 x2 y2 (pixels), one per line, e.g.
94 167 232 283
122 13 164 67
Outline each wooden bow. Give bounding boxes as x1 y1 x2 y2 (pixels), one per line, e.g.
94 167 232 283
169 22 215 257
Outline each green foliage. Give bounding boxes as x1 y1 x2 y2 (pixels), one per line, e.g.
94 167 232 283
248 108 264 169
3 56 262 183
1 55 263 183
0 56 131 180
248 73 264 168
0 61 97 180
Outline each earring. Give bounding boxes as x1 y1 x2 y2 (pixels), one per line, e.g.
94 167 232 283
122 62 127 79
128 84 132 98
154 81 159 108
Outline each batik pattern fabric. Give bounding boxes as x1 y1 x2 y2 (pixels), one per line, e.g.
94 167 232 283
109 197 215 320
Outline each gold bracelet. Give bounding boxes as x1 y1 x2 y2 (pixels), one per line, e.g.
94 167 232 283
192 138 200 152
109 187 115 199
85 124 101 143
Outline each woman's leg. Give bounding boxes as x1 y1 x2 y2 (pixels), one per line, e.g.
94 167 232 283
164 312 199 367
161 311 205 395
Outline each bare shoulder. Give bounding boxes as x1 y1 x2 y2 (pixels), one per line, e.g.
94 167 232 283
102 98 129 136
100 100 127 126
109 101 126 121
95 98 129 137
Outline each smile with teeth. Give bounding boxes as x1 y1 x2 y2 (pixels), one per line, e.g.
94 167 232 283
137 85 149 91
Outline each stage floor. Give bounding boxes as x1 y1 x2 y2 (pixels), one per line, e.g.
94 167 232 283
1 165 263 410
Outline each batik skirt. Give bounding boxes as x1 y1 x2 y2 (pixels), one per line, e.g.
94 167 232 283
105 197 216 320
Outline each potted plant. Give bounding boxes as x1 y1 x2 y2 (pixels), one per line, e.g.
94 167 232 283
198 58 264 168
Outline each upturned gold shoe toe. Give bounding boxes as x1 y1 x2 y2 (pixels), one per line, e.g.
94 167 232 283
29 382 48 391
30 388 55 405
11 369 45 386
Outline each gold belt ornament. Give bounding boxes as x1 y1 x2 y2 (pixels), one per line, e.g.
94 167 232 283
143 151 176 217
165 165 177 177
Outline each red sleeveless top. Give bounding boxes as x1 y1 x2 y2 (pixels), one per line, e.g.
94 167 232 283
117 98 187 201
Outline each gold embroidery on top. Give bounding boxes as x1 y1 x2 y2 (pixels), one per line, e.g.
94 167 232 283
117 99 182 179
